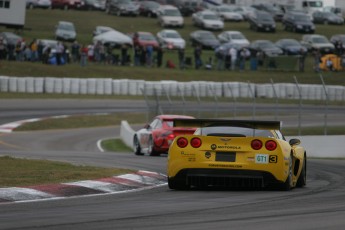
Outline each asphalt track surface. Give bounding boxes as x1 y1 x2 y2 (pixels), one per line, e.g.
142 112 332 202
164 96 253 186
0 99 345 230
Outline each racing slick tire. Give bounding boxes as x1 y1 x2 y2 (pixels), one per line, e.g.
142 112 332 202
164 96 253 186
297 155 307 187
148 136 160 156
133 135 143 156
168 178 188 190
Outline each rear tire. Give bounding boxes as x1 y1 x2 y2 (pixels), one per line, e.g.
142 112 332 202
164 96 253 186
168 178 188 190
148 136 160 156
297 156 307 187
133 135 143 156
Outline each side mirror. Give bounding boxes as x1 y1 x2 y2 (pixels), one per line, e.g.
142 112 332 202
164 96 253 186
144 124 151 129
289 138 301 146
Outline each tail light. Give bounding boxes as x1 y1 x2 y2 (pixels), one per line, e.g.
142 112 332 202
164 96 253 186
190 137 202 148
167 133 175 139
265 140 277 151
251 139 263 150
176 137 188 148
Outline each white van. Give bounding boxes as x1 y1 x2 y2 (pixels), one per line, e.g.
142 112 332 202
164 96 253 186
157 5 184 28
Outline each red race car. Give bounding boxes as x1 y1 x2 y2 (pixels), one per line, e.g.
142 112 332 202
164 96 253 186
133 115 196 156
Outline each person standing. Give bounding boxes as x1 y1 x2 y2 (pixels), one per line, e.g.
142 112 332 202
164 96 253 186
134 45 141 66
0 37 6 60
229 47 237 71
216 47 225 71
146 44 153 67
55 42 64 65
71 41 80 63
298 48 307 72
178 47 185 69
30 39 38 62
80 44 88 67
156 46 163 67
121 44 128 66
312 48 321 72
194 45 202 69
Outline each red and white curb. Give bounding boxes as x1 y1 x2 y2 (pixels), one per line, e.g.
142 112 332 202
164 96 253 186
0 118 41 133
0 170 167 204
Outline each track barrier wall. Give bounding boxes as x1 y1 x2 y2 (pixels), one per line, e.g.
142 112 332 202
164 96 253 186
1 76 344 101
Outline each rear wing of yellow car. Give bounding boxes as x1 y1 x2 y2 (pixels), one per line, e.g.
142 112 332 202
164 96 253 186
173 119 282 130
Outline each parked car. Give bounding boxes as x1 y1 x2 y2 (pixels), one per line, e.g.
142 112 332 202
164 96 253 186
217 31 250 47
157 5 184 28
0 32 22 46
249 40 283 56
210 5 243 22
92 26 115 37
190 30 220 50
323 6 343 17
275 39 308 55
93 30 133 47
192 10 224 31
156 29 185 49
300 34 335 54
81 0 106 10
105 0 139 16
133 114 196 156
312 11 344 25
251 3 284 21
138 0 160 17
247 10 276 32
282 11 315 33
38 39 59 53
26 0 52 9
51 0 85 9
233 5 256 20
54 21 77 42
132 31 159 48
330 34 345 48
175 0 202 17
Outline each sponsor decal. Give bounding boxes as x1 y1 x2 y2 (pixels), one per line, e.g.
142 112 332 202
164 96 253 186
216 145 241 150
211 144 241 150
180 151 195 157
205 151 211 159
247 157 255 162
209 164 242 168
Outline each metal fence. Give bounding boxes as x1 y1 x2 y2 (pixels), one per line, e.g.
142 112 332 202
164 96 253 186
142 75 344 135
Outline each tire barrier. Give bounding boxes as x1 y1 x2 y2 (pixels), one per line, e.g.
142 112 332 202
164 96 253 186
0 76 344 101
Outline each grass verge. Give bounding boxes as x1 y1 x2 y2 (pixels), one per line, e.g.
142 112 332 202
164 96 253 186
0 156 133 187
101 139 132 152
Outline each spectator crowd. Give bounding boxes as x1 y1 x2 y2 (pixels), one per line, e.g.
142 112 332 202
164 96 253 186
1 36 345 72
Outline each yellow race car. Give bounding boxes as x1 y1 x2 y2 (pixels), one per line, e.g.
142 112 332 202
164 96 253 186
167 119 307 190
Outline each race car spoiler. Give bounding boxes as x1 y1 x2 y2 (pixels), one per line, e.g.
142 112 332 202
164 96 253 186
173 119 282 130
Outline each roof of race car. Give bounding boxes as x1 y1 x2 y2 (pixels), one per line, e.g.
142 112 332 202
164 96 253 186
173 119 281 130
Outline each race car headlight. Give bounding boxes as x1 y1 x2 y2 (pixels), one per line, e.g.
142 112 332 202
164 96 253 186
265 140 277 151
176 137 188 148
251 139 263 150
190 137 202 148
